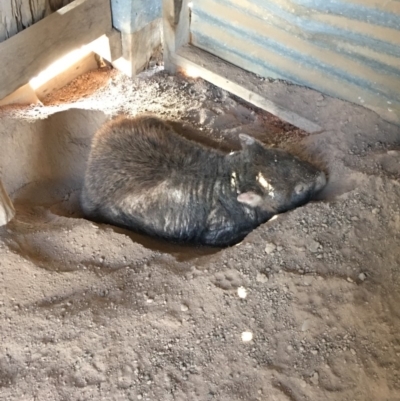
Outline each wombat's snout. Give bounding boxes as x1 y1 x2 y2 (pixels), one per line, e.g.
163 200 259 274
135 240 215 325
315 171 327 192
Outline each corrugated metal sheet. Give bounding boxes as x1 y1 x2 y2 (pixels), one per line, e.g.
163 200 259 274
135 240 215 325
190 0 400 125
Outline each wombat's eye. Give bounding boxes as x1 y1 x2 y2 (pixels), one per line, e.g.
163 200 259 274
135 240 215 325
294 183 306 194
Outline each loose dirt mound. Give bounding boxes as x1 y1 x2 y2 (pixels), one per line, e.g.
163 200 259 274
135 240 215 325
0 67 399 401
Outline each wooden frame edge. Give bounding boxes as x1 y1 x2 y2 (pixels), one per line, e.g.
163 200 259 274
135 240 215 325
161 0 321 133
0 0 113 100
174 45 322 134
163 0 190 72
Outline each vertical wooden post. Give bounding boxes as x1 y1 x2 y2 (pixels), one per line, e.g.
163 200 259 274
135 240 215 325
114 19 162 77
110 0 164 77
0 180 15 227
163 0 190 73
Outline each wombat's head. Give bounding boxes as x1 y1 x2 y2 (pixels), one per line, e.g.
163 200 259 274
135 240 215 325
233 134 326 213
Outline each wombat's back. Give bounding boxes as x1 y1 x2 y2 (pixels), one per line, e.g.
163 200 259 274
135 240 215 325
80 115 223 228
81 114 326 246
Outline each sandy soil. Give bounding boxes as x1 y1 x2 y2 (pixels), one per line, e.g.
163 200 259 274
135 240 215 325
0 65 400 401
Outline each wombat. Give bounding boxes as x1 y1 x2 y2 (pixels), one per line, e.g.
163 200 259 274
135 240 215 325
81 115 326 247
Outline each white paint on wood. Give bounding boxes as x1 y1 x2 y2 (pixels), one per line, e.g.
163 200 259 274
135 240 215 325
0 0 112 100
174 45 322 133
0 180 15 227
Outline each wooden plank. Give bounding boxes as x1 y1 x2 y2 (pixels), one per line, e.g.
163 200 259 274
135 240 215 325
0 0 75 43
174 45 322 134
0 0 112 100
129 19 162 75
0 179 15 227
0 84 40 107
162 0 190 72
1 29 122 107
0 28 122 106
113 19 162 77
88 29 122 63
34 52 99 100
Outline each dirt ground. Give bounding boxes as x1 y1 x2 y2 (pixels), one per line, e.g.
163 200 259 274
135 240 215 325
0 65 400 401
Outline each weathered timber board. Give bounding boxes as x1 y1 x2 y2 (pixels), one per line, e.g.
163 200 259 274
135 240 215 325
0 0 75 43
174 45 322 133
0 0 112 100
162 0 190 72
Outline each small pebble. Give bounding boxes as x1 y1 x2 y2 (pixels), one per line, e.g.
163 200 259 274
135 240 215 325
310 372 319 385
265 243 276 254
358 272 367 281
237 287 247 299
180 304 189 312
302 320 311 331
256 273 269 283
241 331 253 342
308 240 320 253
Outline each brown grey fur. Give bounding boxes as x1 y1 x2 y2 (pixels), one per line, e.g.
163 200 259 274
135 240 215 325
80 115 326 247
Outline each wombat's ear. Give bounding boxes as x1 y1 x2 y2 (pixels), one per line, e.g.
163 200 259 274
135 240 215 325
237 191 263 207
239 134 256 148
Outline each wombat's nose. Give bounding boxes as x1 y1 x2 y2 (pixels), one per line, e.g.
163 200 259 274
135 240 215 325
315 171 327 192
